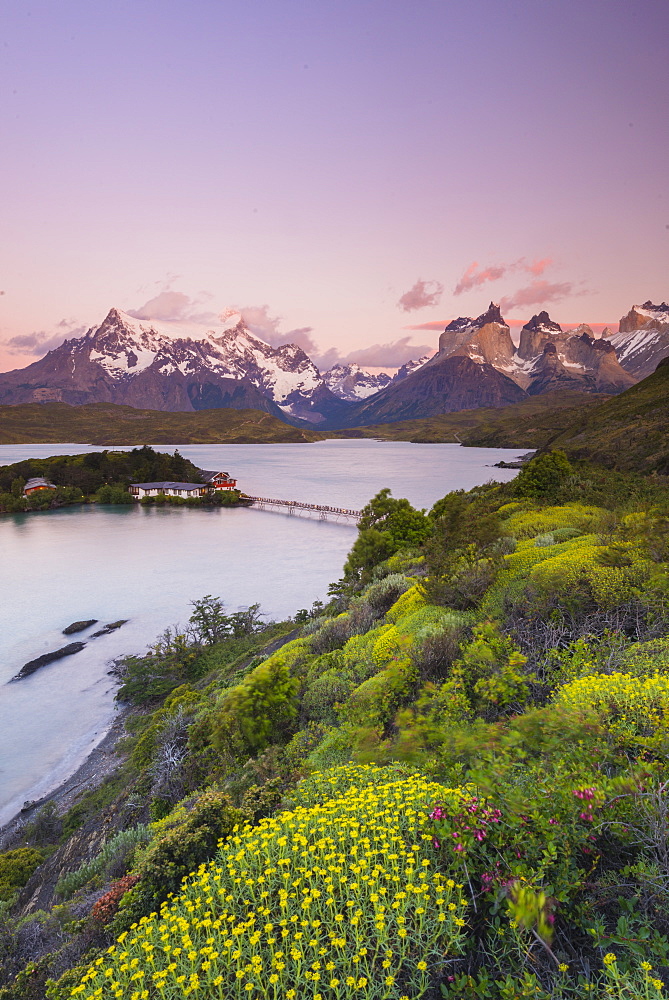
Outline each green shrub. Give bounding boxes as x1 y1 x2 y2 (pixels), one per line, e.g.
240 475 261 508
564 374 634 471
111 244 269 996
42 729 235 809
361 572 411 614
303 726 354 772
512 449 573 498
95 485 133 504
454 621 532 717
341 656 418 728
210 658 300 758
115 789 247 927
0 848 43 901
54 825 150 900
301 668 356 724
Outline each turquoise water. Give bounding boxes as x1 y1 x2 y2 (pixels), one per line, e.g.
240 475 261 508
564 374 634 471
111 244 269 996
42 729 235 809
0 440 525 824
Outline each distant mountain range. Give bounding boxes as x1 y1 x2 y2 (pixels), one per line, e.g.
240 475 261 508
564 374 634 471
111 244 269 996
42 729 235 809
0 300 666 428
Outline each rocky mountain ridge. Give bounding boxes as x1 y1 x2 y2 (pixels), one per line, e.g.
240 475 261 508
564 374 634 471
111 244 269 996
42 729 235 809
0 309 354 424
333 302 639 428
608 301 669 380
321 363 392 400
0 299 667 428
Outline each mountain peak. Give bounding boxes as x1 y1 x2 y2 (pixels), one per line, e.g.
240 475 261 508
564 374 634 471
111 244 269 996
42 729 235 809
476 302 506 327
523 311 562 334
443 302 507 337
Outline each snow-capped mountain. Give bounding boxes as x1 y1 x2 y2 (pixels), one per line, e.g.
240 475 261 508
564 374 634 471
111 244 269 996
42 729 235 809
332 305 636 429
608 301 669 379
321 364 392 400
0 308 352 424
430 304 634 395
1 299 661 429
393 356 432 382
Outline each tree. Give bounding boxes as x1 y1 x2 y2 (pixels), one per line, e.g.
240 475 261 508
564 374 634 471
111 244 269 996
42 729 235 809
344 489 431 585
420 492 504 607
513 450 573 499
188 596 264 644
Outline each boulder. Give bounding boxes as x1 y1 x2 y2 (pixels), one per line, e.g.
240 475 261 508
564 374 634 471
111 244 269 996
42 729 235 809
62 619 98 635
11 643 86 681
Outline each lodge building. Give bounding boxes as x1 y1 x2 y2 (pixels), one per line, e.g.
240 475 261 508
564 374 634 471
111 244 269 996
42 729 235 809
199 470 237 490
129 470 237 500
23 477 56 496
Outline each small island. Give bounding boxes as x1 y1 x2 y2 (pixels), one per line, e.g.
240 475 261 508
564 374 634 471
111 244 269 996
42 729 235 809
0 445 249 514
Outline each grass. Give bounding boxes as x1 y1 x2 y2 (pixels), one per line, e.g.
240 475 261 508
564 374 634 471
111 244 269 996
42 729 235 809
0 403 323 445
550 358 669 473
328 391 608 448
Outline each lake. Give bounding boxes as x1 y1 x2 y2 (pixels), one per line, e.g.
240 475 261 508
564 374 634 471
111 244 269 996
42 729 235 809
0 440 526 824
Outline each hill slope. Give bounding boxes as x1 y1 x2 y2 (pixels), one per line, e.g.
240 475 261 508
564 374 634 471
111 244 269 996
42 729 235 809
335 390 608 448
550 357 669 473
0 403 323 445
337 354 527 426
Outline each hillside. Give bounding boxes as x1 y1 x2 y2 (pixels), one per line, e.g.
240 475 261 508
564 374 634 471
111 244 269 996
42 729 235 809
2 458 669 999
0 402 323 445
549 356 669 473
335 390 608 447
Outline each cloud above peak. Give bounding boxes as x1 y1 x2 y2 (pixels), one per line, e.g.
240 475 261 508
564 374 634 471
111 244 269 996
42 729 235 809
499 280 582 313
233 304 319 358
397 279 444 312
128 289 219 326
130 290 193 322
454 257 553 296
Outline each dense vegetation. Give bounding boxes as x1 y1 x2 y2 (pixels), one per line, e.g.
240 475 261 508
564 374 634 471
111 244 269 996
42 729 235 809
551 357 669 473
0 393 604 452
0 446 246 513
1 451 669 999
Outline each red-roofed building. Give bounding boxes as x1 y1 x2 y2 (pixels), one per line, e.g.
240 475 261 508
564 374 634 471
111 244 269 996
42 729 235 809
200 470 237 490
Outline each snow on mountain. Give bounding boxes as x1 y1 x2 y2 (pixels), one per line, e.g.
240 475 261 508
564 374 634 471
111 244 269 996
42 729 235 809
0 307 351 423
322 364 392 400
431 305 634 395
609 301 669 379
393 356 431 382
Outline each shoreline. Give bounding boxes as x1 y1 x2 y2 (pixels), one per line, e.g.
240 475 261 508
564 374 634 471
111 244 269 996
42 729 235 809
0 705 131 850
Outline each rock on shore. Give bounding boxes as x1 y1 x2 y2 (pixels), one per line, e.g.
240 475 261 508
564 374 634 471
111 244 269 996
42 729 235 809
11 642 86 681
62 620 98 635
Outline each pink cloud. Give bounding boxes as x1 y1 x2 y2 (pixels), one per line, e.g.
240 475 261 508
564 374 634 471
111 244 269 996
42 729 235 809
404 320 449 331
454 257 555 295
499 280 579 313
129 286 219 326
234 304 319 357
454 262 508 295
397 278 444 312
2 319 87 356
130 290 192 321
343 336 434 367
527 257 552 276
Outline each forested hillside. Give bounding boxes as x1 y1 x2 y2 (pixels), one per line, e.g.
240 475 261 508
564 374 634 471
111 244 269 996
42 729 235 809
550 357 669 473
1 452 669 1000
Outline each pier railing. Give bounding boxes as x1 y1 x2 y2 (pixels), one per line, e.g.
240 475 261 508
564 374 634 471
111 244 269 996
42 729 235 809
241 495 362 522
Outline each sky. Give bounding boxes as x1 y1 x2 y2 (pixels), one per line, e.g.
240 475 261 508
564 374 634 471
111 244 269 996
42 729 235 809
1 0 668 373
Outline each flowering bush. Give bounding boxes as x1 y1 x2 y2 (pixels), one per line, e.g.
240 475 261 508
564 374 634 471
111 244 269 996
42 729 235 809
386 585 427 623
555 671 669 749
74 770 469 999
503 503 603 540
91 875 140 925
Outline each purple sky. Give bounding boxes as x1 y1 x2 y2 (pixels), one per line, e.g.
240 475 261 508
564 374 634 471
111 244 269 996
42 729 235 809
1 0 667 372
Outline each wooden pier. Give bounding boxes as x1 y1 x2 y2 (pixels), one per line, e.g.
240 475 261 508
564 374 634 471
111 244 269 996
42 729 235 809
241 495 362 523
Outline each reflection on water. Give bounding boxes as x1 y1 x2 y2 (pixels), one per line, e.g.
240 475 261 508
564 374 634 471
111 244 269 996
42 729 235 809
0 440 525 824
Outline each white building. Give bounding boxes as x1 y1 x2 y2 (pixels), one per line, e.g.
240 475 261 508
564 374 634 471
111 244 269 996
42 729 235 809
129 481 208 499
